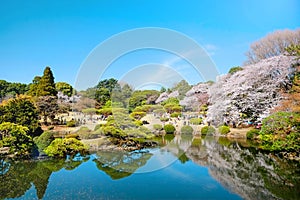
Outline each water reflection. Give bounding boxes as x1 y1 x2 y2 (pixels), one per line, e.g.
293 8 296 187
93 150 153 179
0 156 88 199
185 136 300 200
1 135 299 200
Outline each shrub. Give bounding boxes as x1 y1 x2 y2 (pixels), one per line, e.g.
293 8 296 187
218 125 230 135
33 131 54 152
181 125 193 134
201 126 216 135
44 138 88 158
170 112 181 118
130 111 147 120
134 120 143 126
259 112 300 151
164 124 176 134
246 129 260 139
153 124 163 131
160 117 169 122
189 118 202 125
66 120 76 127
65 133 80 139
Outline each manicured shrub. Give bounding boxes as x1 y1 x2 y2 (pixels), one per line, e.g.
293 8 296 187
246 129 260 139
153 124 163 131
170 112 181 118
189 118 202 125
130 111 146 120
218 125 230 135
44 138 88 158
160 117 169 122
66 120 76 127
181 125 193 134
201 126 216 135
34 131 54 152
164 124 176 134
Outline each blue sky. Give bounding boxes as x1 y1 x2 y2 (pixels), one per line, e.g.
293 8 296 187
0 0 299 90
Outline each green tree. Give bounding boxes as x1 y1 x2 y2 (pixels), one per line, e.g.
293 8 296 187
0 95 42 137
55 82 73 97
228 66 243 74
0 122 33 156
28 67 57 97
0 80 28 100
36 96 59 125
172 80 191 99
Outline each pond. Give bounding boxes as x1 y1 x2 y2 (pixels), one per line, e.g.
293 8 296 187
1 135 299 200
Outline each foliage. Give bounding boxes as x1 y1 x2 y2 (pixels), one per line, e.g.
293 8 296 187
171 80 192 99
218 125 230 135
201 126 216 135
189 118 202 125
228 66 243 74
153 124 163 131
55 82 73 97
161 97 179 105
181 125 193 134
128 90 160 110
82 108 97 115
44 138 88 158
28 67 57 97
0 95 42 137
164 124 176 134
285 44 300 57
160 117 169 122
246 129 260 139
130 111 146 120
98 107 112 117
0 122 33 156
245 28 300 64
0 80 28 101
259 112 300 151
170 112 181 118
33 131 54 152
66 120 77 127
36 96 59 125
164 103 182 114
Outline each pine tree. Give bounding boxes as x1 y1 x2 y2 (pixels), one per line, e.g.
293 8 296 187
38 67 57 96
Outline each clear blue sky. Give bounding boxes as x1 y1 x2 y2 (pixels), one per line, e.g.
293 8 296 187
0 0 299 89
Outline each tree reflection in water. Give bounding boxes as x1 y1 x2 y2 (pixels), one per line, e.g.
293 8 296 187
93 150 153 180
0 156 88 199
185 136 300 200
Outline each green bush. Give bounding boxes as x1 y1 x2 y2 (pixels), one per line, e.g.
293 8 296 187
33 131 54 152
153 124 163 131
130 111 146 120
201 126 216 135
170 112 181 118
259 112 300 151
66 120 76 127
189 118 202 125
164 124 176 134
160 117 169 122
218 125 230 135
246 129 260 139
65 133 80 139
181 125 193 134
44 138 88 158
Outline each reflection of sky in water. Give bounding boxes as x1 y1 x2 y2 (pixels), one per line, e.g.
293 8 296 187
20 152 241 200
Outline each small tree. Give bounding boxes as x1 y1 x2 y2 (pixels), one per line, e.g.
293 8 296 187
36 96 59 125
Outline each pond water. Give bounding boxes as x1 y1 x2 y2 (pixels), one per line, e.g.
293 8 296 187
1 135 299 200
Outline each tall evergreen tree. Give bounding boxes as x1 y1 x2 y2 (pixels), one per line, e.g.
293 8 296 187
28 67 57 97
39 66 57 96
